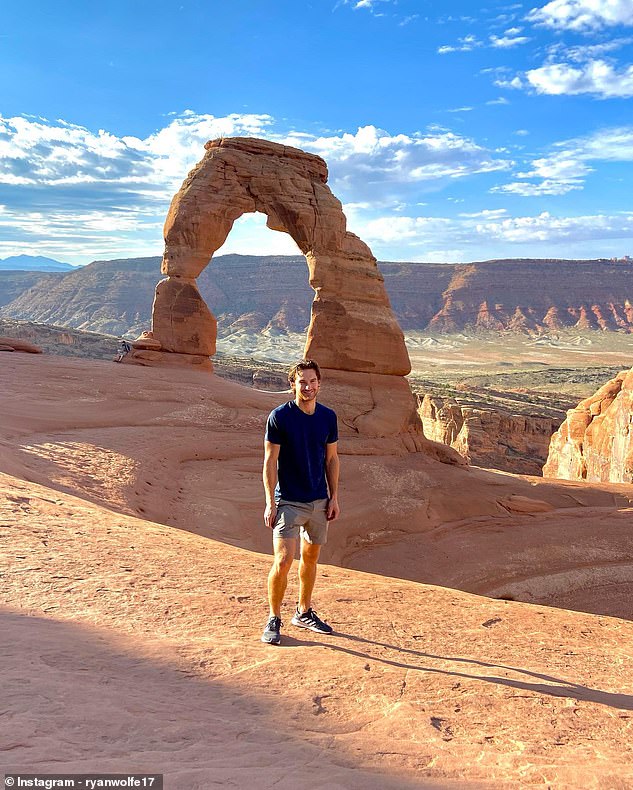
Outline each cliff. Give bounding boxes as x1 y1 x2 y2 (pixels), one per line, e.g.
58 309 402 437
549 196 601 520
2 255 633 337
0 318 120 360
419 394 561 474
0 270 59 308
423 258 633 333
544 368 633 483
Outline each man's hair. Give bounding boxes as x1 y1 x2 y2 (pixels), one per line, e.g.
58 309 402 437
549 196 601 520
288 359 321 385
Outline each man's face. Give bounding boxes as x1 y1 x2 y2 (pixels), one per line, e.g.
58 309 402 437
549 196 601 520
293 369 320 402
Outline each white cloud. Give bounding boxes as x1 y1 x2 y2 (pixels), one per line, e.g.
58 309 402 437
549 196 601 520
494 75 526 89
493 178 584 195
527 0 633 31
519 155 592 181
459 208 509 218
360 215 452 244
343 207 633 260
475 211 633 243
437 34 483 53
526 59 633 97
494 125 633 195
490 33 530 47
339 0 394 14
282 125 510 199
547 37 633 62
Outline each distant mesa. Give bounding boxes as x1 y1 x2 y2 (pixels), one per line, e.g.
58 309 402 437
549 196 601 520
3 255 633 340
0 255 74 272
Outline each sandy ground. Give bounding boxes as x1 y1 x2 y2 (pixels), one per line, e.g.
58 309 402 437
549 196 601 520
2 353 633 788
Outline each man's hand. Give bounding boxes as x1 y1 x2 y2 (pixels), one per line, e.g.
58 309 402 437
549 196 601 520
326 497 340 522
264 501 278 529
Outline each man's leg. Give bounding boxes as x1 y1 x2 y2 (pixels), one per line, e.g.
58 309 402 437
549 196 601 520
291 537 333 634
268 537 296 617
297 538 321 614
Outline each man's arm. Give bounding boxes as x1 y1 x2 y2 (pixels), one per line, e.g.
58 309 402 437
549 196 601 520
263 440 280 529
325 441 340 521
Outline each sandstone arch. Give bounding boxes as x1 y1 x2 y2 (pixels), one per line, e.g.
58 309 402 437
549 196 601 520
150 137 410 375
132 137 461 459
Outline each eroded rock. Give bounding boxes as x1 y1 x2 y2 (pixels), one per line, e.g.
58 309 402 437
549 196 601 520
544 369 633 482
129 136 435 453
147 137 409 376
420 394 560 474
0 336 43 354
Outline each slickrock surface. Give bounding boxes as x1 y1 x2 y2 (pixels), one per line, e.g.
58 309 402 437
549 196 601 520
0 319 119 359
419 394 561 475
3 354 633 787
0 335 42 353
544 368 633 483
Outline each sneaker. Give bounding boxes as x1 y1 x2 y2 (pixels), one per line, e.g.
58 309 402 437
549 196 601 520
261 616 282 645
291 607 333 635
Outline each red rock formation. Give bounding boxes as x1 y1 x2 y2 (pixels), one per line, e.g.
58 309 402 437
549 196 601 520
0 336 42 353
420 394 560 474
146 137 409 377
422 259 633 335
126 137 465 456
544 369 633 482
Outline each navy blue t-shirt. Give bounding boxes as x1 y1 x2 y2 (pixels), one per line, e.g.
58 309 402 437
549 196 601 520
265 401 338 503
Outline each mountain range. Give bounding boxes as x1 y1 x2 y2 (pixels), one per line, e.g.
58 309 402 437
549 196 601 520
0 254 74 272
2 254 633 338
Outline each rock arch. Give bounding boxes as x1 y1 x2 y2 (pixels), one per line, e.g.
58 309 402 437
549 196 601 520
148 137 410 376
132 137 461 459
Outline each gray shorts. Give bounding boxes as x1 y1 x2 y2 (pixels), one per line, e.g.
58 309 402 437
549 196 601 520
273 498 329 545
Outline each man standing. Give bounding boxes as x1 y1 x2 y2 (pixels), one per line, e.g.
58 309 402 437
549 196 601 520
261 359 340 645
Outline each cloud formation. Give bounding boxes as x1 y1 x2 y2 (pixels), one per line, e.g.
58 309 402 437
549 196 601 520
494 125 633 195
525 59 633 98
354 208 633 259
289 125 510 200
527 0 633 31
1 110 631 265
477 2 633 101
0 112 509 263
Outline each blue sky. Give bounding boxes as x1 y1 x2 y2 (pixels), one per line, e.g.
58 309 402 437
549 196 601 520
1 0 632 265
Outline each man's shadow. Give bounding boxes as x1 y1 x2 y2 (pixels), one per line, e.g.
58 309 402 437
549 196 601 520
278 630 633 711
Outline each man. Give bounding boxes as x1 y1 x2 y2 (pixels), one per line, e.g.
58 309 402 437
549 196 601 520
261 359 340 645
